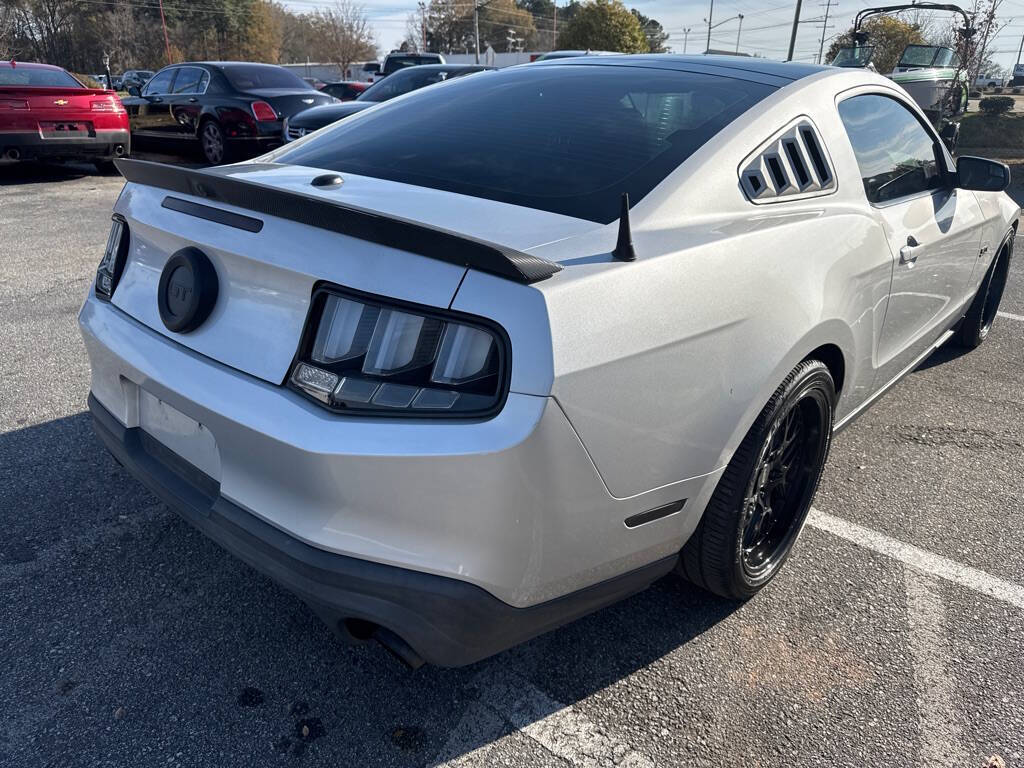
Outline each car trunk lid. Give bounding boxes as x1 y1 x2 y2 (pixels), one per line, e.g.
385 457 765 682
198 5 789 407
240 88 335 118
109 160 580 385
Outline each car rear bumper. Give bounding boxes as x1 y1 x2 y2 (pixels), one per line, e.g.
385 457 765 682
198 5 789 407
0 128 129 162
88 391 677 667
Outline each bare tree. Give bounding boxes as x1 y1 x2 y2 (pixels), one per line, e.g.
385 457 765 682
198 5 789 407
5 0 82 63
0 5 16 59
313 1 376 79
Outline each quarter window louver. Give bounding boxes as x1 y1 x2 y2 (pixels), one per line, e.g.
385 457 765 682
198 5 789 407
739 118 836 204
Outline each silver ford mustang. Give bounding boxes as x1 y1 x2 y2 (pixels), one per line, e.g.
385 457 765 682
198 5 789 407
80 55 1018 667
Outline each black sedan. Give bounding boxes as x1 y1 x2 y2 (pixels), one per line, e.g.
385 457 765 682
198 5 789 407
122 62 336 165
283 64 492 142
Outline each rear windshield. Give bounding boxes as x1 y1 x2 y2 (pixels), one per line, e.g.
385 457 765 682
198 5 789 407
273 65 775 222
359 68 477 102
223 65 311 91
0 67 82 88
383 55 442 74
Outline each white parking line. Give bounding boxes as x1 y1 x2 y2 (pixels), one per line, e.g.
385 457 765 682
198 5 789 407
998 311 1024 322
432 666 654 767
807 508 1024 610
904 572 967 767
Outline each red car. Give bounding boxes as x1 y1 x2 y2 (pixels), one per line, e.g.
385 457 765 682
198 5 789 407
0 61 129 169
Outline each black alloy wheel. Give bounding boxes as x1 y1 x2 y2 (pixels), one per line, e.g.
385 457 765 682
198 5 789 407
678 359 835 599
958 243 1012 348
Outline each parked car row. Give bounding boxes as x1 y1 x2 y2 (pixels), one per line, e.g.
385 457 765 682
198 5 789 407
1 57 497 169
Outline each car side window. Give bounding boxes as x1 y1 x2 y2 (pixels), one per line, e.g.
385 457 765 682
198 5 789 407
171 67 208 94
143 68 176 96
837 93 944 204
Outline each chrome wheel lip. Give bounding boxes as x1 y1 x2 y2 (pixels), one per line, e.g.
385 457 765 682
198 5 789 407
740 384 830 580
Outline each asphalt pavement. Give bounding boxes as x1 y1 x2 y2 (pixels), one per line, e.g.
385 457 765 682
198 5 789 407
1 160 1023 768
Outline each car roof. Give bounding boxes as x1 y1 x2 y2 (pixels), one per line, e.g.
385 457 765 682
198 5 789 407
389 64 490 73
532 53 829 82
0 61 65 71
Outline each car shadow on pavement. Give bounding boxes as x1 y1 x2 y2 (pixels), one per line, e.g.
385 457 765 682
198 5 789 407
0 161 115 186
0 410 739 766
916 340 974 371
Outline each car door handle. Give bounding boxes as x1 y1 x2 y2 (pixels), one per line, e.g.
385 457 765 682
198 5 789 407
900 236 920 265
188 97 198 103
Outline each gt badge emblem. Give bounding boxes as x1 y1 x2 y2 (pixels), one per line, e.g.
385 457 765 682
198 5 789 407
157 247 219 333
301 98 314 104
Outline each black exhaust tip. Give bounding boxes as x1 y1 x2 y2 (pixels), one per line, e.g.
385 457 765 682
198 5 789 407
372 627 425 670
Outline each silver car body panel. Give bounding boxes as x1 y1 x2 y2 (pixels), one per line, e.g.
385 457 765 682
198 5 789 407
80 60 1019 609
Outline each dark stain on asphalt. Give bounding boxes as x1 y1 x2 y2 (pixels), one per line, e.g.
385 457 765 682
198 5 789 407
236 687 264 707
55 679 79 696
3 537 36 564
288 700 309 717
390 725 426 751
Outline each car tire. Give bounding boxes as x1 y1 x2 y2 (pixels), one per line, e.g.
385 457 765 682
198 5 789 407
957 243 1011 348
199 119 230 166
677 359 835 600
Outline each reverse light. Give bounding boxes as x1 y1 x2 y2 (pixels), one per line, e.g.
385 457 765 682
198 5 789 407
0 98 28 110
290 287 508 417
251 100 278 121
95 215 129 301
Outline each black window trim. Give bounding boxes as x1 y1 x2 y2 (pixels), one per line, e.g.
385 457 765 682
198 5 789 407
835 87 955 209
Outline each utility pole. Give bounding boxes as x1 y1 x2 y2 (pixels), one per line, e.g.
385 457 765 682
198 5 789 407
735 14 744 52
553 1 557 49
1016 31 1024 73
474 3 481 64
682 27 691 53
817 0 835 63
786 0 803 61
705 0 714 53
419 1 427 51
158 0 172 64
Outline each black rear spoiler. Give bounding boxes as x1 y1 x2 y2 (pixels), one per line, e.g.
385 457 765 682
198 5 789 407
114 159 562 284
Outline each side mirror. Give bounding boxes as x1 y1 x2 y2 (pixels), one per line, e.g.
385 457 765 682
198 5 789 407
956 156 1010 192
128 85 141 97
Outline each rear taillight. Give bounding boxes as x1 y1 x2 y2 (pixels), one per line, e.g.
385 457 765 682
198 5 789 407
251 100 277 121
290 286 509 417
91 97 126 114
95 215 130 301
0 98 28 110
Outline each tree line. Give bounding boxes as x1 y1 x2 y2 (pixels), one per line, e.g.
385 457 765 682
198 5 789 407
0 0 668 75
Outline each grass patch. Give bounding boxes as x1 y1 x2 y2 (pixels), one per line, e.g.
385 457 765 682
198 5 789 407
957 112 1024 151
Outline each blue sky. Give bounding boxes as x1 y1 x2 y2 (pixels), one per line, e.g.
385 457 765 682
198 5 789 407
285 0 1024 71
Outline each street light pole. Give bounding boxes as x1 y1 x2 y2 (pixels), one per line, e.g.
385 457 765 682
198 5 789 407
705 0 714 53
419 1 427 51
786 0 803 61
682 27 691 53
735 14 744 52
474 3 481 64
817 0 835 64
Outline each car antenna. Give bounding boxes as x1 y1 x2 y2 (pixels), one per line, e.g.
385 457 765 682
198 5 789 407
612 192 636 262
